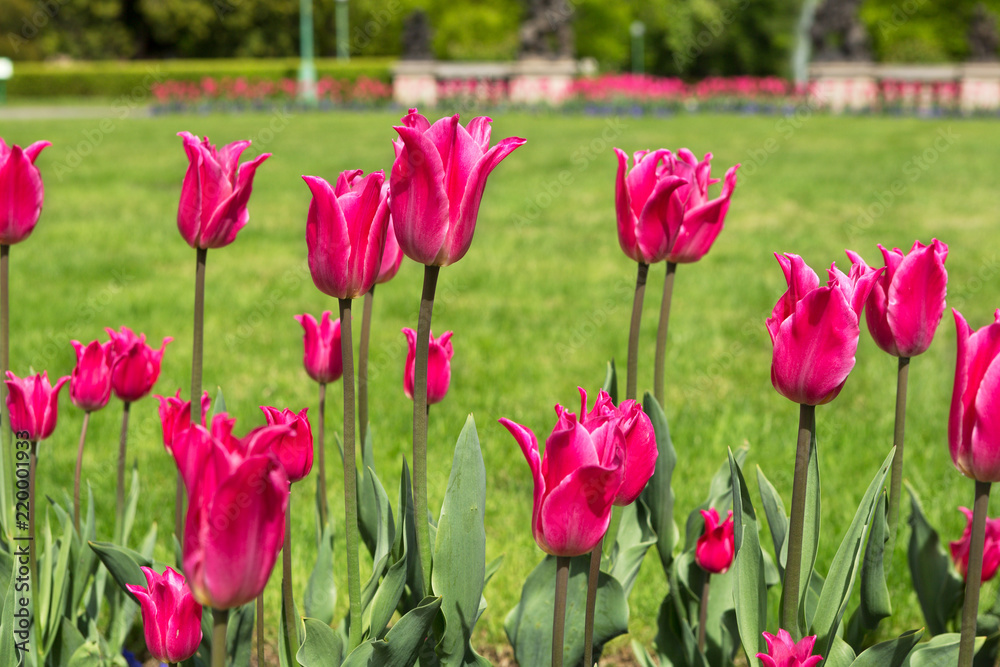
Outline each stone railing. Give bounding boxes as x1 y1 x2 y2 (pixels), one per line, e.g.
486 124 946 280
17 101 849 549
392 58 579 107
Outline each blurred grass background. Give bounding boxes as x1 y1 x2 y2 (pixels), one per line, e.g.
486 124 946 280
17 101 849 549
2 108 998 654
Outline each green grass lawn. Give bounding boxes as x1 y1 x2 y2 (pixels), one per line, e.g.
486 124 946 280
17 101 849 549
2 107 999 657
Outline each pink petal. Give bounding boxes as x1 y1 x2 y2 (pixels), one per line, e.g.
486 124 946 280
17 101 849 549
635 175 687 263
614 148 640 263
542 415 600 489
0 144 45 244
668 164 739 263
971 352 1000 481
390 124 450 264
304 175 351 298
500 418 546 548
536 461 624 556
886 241 948 357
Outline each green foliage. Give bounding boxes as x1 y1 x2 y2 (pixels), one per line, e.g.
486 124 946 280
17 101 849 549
860 0 1000 62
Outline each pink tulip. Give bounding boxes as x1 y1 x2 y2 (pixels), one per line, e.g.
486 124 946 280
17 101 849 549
171 415 290 609
377 213 405 284
664 149 740 263
766 253 880 406
846 239 948 357
950 506 1000 583
294 312 343 384
576 387 657 506
155 389 210 454
613 148 687 264
499 406 625 557
69 339 115 413
106 326 172 403
5 370 68 441
402 327 453 405
757 629 824 667
949 309 1000 482
126 566 203 663
260 406 313 483
303 169 391 299
390 108 525 266
695 508 735 574
0 138 50 245
176 132 270 249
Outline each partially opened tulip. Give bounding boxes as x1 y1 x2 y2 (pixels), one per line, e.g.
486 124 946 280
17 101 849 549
950 506 1000 583
155 389 210 454
949 309 1000 483
695 508 735 574
403 327 453 405
69 339 115 413
5 370 68 442
0 138 50 245
757 630 824 667
613 148 687 265
295 311 343 385
106 326 172 404
664 150 740 264
260 406 313 483
126 566 203 664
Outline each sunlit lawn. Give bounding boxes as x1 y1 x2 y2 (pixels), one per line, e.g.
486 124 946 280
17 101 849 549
3 106 1000 655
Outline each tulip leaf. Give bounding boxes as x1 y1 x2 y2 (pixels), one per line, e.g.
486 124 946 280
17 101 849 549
120 464 141 548
640 392 677 575
906 485 964 635
297 617 343 667
859 490 891 630
360 465 394 612
42 502 75 658
305 521 337 625
342 596 442 667
730 451 766 667
685 446 748 551
367 552 408 640
88 541 150 605
212 387 227 418
603 359 618 405
755 466 788 575
609 497 657 597
51 617 86 667
279 593 304 667
811 448 893 660
0 554 17 667
432 415 488 666
652 595 707 667
796 428 821 636
66 640 103 667
226 601 255 667
848 629 923 667
397 459 425 606
904 632 982 667
824 635 858 667
631 640 658 667
358 431 393 561
71 485 99 614
506 554 629 667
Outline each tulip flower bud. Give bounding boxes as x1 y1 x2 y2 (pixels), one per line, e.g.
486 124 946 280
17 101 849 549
5 370 68 442
126 566 203 664
106 326 172 403
756 629 824 667
950 309 1000 482
69 339 115 413
260 406 313 483
949 506 1000 583
695 508 735 574
403 327 453 405
0 138 50 245
294 311 343 384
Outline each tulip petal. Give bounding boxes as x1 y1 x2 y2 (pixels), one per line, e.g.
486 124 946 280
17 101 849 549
304 175 351 298
542 416 601 489
23 141 50 164
200 151 270 248
0 144 45 244
466 116 493 151
668 164 739 263
614 148 640 263
624 149 670 219
499 418 546 545
886 241 948 357
636 174 686 263
971 353 1000 482
390 124 450 264
537 462 623 556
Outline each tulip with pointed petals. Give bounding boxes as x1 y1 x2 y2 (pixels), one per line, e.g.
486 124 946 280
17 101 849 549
260 406 313 483
402 327 453 405
757 630 824 667
949 309 1000 482
106 327 171 403
126 566 203 664
766 254 881 406
664 149 740 263
155 389 210 454
950 506 1000 583
69 339 115 413
176 132 270 249
613 148 687 265
0 138 50 245
846 239 948 358
390 108 525 266
5 370 68 441
304 169 391 299
499 406 626 557
695 508 735 574
295 311 343 385
376 190 404 284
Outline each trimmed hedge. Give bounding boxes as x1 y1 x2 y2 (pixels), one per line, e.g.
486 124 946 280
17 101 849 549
6 57 395 98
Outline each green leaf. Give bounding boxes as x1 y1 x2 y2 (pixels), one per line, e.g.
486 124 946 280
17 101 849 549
730 451 766 667
609 498 657 597
397 459 425 606
342 596 443 667
367 553 407 640
66 640 103 667
505 555 629 667
850 629 923 667
212 387 227 418
824 635 858 667
907 484 964 635
484 555 503 587
297 618 343 667
859 490 891 630
0 554 19 667
70 485 99 613
756 466 788 575
431 415 488 666
811 448 893 659
121 464 141 548
305 522 337 625
226 601 255 667
796 431 821 635
42 501 75 657
631 640 658 667
640 392 677 575
603 359 618 405
88 541 149 603
358 431 392 561
51 617 87 667
652 596 706 667
904 632 983 667
279 593 303 667
360 465 394 613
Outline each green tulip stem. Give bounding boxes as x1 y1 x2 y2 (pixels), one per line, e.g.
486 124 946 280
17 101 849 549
184 246 207 550
339 298 363 651
698 573 710 655
316 381 329 527
413 264 440 595
0 244 9 538
886 356 910 554
553 556 571 667
359 286 375 449
27 440 37 604
115 401 131 544
256 593 265 667
73 411 91 533
212 607 229 667
958 480 992 667
583 542 601 667
654 261 677 407
282 483 298 659
781 403 815 640
626 262 649 402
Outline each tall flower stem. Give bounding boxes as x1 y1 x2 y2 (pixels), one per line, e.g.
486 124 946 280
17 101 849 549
583 546 601 667
553 556 571 667
256 594 265 667
781 403 815 640
282 484 297 658
1 244 11 537
212 607 229 667
115 401 131 544
316 382 328 526
185 247 208 549
359 286 375 449
626 262 649 402
654 261 677 407
698 574 710 654
958 480 992 667
413 265 440 594
339 298 362 651
73 411 91 533
886 356 910 552
27 440 38 604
